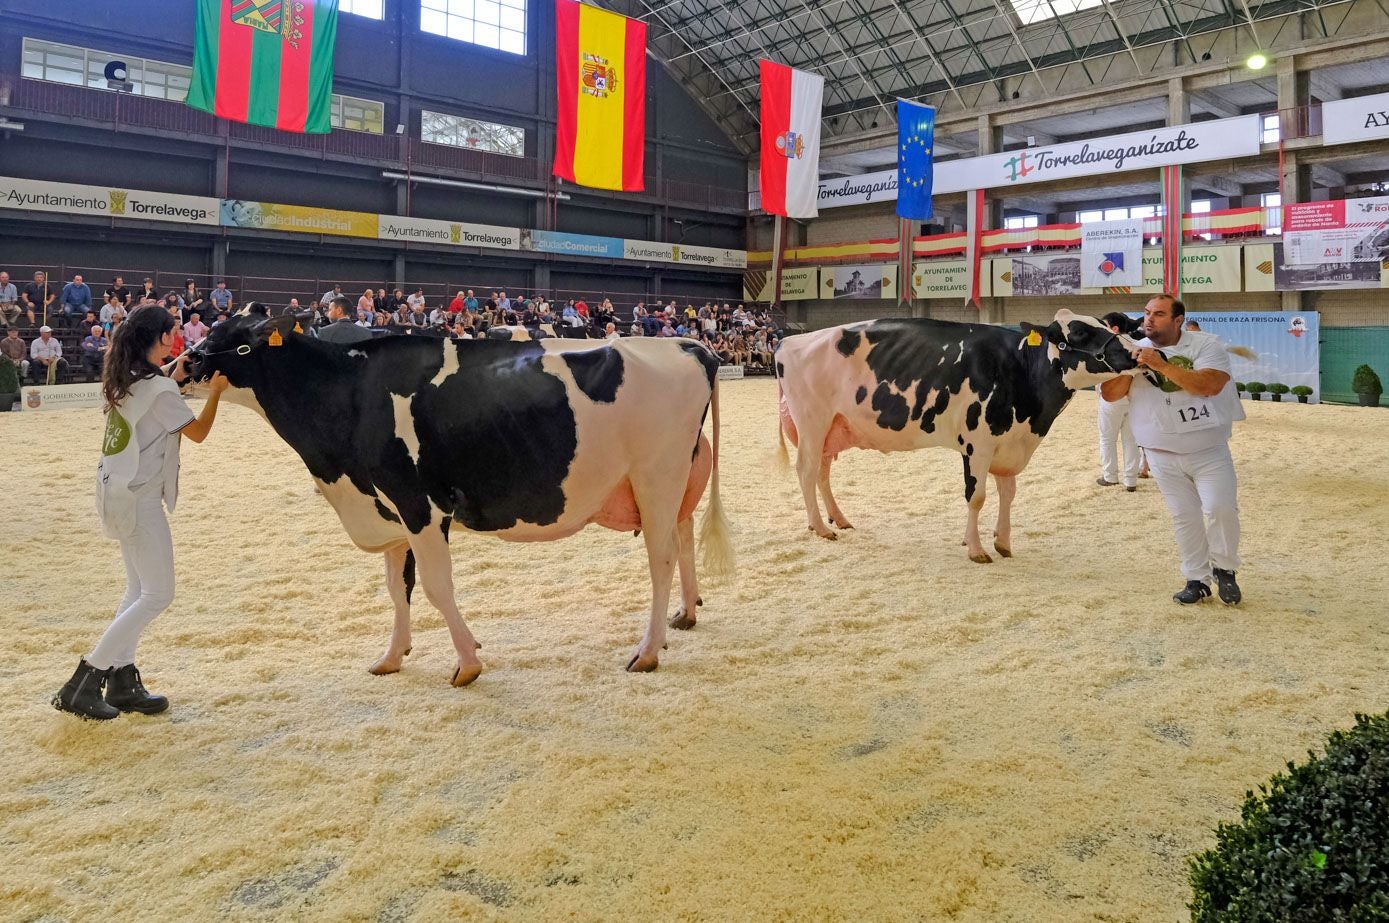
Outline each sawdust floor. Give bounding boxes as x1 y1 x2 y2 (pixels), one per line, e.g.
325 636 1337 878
3 379 1388 922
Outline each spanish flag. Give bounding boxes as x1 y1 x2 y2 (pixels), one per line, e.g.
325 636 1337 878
553 0 646 192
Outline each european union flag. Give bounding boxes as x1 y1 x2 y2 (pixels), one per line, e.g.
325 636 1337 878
896 99 935 220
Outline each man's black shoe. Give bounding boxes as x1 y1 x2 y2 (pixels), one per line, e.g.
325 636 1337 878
1173 581 1211 605
1212 568 1242 606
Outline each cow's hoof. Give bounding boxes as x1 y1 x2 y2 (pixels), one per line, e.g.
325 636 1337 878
830 518 855 530
969 552 994 564
451 662 483 687
625 653 660 673
994 543 1013 558
368 646 412 675
809 526 838 541
696 596 703 607
669 609 697 630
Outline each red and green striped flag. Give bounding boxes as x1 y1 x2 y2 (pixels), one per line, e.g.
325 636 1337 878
187 0 339 134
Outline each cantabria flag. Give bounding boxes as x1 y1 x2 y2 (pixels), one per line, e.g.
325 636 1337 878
187 0 339 134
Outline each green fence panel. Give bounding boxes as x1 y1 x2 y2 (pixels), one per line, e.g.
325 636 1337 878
1322 326 1389 404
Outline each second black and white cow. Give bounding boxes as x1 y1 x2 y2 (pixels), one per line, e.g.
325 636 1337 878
775 309 1139 562
189 309 733 685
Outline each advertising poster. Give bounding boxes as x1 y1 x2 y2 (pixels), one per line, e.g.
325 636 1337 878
826 264 896 299
1080 219 1144 288
1188 312 1321 403
220 199 378 238
911 260 981 298
1283 196 1389 267
0 175 219 225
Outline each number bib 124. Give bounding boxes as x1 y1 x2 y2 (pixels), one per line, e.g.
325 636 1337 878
1160 394 1225 434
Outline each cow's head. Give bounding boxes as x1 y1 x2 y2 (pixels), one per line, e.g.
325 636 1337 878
1021 309 1141 389
186 304 302 394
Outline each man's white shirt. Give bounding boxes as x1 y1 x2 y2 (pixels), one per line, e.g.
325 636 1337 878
1128 329 1245 454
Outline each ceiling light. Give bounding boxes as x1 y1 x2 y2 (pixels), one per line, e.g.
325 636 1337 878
1246 52 1269 70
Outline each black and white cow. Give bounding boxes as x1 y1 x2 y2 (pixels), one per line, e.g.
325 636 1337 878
775 309 1139 562
189 308 733 685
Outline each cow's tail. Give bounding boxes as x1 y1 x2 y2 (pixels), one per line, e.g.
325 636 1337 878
699 380 736 582
1227 345 1257 361
774 379 791 471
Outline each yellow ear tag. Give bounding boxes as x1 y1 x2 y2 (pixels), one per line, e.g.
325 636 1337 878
268 328 284 347
293 322 303 334
1026 330 1042 347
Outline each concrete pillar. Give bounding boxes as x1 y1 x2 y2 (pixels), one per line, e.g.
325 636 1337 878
393 253 406 287
1167 76 1190 125
394 179 408 216
533 264 551 297
975 116 1002 324
211 239 228 280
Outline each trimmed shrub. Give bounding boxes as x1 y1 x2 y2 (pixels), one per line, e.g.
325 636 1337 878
0 355 18 395
1268 383 1290 395
1246 382 1266 400
1189 711 1389 922
1353 365 1383 397
1291 386 1314 397
1234 382 1246 392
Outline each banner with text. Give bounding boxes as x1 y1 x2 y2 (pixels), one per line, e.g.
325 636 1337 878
745 267 820 301
911 259 982 298
0 175 220 225
1322 92 1389 146
1080 219 1143 288
377 215 521 250
815 115 1261 209
1246 241 1389 291
1190 312 1321 403
221 199 378 238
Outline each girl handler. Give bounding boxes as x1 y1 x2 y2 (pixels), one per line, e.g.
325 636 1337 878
53 304 228 720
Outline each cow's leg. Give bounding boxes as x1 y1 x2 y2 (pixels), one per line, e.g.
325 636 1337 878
668 516 699 630
792 415 836 540
628 483 682 673
368 543 414 675
818 458 854 530
406 523 484 687
992 474 1017 558
961 448 995 564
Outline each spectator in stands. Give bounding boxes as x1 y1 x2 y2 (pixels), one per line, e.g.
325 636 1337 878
561 303 582 328
81 310 100 333
100 293 122 327
448 291 466 318
407 288 426 313
212 311 230 328
732 304 750 329
464 289 478 313
451 316 473 339
642 310 662 337
183 312 209 348
370 287 385 313
711 332 732 364
179 279 204 320
106 276 131 309
319 284 343 307
138 277 158 303
632 300 647 321
1186 320 1201 332
1 326 28 379
427 303 447 327
58 274 93 329
675 319 689 337
410 301 428 326
319 296 373 344
657 316 677 338
393 302 413 326
208 280 234 314
81 324 109 380
497 290 512 313
357 288 375 320
751 329 773 368
0 271 20 327
605 322 620 340
29 325 66 383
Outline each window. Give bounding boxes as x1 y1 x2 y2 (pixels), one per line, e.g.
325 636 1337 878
1261 192 1282 235
1261 114 1280 145
340 0 385 17
421 0 527 55
1190 199 1213 240
1004 215 1039 230
21 38 384 133
421 110 525 156
1077 210 1104 224
1009 0 1103 26
1129 205 1156 220
333 94 385 134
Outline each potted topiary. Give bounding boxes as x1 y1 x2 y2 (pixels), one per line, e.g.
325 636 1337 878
1291 385 1313 404
1245 381 1266 401
1353 365 1382 407
0 354 19 412
1189 711 1389 921
1268 383 1289 403
1234 382 1246 399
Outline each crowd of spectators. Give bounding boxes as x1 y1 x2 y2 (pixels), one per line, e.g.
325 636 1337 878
0 270 782 385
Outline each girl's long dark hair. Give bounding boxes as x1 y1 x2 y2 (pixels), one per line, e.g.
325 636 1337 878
102 303 176 410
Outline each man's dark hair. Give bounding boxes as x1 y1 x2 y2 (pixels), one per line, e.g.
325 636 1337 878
330 296 354 316
1155 292 1186 317
1099 311 1142 335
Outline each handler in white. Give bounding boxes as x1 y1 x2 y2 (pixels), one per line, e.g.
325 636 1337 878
1096 313 1142 491
52 304 228 720
1101 294 1244 606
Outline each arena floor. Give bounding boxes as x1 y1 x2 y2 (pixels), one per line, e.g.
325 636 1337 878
5 378 1388 922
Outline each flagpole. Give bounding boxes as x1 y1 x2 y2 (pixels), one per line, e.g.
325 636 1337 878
899 217 914 313
770 214 786 317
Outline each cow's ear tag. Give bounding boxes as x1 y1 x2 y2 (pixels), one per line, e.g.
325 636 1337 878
268 328 284 347
1026 329 1042 347
293 322 303 334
